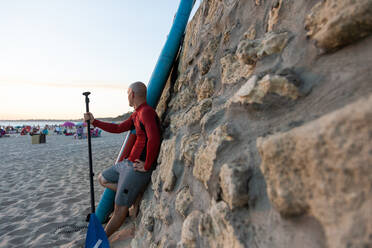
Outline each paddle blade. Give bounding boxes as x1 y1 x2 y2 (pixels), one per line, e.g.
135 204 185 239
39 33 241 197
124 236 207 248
85 213 110 248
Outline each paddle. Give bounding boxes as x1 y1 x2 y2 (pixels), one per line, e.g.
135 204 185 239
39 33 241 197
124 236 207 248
83 92 110 248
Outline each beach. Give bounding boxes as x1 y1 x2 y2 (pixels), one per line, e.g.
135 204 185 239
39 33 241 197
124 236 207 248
0 132 125 247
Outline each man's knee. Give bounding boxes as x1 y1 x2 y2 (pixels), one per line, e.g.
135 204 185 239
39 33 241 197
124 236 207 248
98 173 107 186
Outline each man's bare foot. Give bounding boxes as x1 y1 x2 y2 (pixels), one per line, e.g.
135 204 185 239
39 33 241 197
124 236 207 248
129 205 139 218
109 223 135 244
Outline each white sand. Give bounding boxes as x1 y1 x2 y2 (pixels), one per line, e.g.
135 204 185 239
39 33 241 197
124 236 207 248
0 132 126 248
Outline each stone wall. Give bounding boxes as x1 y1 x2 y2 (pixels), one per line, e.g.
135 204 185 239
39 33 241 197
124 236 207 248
131 0 372 247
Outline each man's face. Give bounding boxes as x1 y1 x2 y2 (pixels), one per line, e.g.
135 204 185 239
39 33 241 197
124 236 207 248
127 88 134 107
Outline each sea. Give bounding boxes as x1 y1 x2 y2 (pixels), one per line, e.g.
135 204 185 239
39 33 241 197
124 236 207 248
0 120 70 128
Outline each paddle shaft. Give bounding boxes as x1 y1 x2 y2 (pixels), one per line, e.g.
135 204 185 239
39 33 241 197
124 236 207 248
83 92 95 213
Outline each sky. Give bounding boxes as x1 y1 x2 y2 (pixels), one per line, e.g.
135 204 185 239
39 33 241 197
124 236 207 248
0 0 201 120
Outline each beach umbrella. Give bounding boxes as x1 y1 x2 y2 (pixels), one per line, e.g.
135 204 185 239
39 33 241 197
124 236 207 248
76 122 87 127
62 121 75 127
82 92 109 248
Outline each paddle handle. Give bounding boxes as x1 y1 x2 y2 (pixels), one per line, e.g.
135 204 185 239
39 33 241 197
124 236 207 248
83 92 95 213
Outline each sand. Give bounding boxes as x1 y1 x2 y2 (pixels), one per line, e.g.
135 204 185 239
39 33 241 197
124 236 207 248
0 132 127 248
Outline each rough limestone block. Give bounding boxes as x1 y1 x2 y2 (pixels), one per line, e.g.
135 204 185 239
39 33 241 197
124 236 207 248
203 0 224 26
219 162 251 209
180 133 201 166
220 53 254 85
257 95 372 248
236 32 289 65
267 0 283 32
175 186 193 218
186 99 213 126
198 201 244 248
136 197 157 246
193 125 234 188
236 40 261 65
158 235 177 248
198 213 214 238
196 76 215 101
230 75 259 104
156 75 172 120
142 214 155 232
257 32 289 58
170 98 213 133
151 168 162 199
163 170 176 192
180 210 202 248
200 104 226 134
169 87 196 112
157 137 178 192
209 201 230 236
155 201 172 226
223 0 239 7
230 74 300 105
244 25 256 40
305 0 372 51
173 69 191 94
198 38 220 76
198 55 213 76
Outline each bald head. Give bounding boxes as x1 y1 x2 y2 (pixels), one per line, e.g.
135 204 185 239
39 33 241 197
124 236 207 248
129 81 147 98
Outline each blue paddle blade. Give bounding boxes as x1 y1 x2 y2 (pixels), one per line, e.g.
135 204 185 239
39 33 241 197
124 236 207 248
85 213 110 248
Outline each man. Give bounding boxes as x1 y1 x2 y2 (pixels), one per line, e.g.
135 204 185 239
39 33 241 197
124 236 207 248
84 81 161 238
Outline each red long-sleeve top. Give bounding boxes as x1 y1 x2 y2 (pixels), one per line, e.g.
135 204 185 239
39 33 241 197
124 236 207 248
92 103 161 171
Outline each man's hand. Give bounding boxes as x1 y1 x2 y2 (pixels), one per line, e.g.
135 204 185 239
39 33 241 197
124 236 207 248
84 112 95 123
133 159 146 172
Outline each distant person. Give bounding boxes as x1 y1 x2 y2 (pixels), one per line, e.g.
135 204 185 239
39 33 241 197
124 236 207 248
42 127 49 135
55 126 62 135
21 128 27 135
76 125 84 139
84 81 161 239
30 127 39 136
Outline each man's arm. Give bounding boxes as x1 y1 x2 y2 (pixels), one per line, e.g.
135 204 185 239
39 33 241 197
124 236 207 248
141 109 161 171
84 112 134 134
92 116 134 134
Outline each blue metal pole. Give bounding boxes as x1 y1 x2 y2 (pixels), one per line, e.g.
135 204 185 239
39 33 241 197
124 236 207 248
147 0 195 108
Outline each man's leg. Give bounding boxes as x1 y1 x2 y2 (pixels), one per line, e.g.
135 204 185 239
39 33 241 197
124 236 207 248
108 222 135 243
129 191 143 217
105 204 129 237
98 173 117 192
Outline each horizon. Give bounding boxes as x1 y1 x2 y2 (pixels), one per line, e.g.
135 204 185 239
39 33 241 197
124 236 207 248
0 113 128 122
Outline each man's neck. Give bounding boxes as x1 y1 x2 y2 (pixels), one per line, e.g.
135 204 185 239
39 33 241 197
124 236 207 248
133 100 146 110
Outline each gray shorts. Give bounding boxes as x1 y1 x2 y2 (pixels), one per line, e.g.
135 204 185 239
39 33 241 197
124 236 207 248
101 160 152 206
